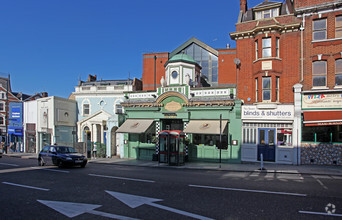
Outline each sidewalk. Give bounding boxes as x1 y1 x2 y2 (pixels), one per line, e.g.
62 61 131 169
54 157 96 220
3 152 342 176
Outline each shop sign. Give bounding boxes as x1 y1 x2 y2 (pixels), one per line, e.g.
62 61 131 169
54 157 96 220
242 105 294 120
302 93 342 109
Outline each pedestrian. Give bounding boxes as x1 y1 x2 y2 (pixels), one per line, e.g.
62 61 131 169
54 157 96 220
92 142 97 159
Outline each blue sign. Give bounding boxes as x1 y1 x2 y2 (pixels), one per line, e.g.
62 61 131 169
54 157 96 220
8 127 23 135
9 103 23 127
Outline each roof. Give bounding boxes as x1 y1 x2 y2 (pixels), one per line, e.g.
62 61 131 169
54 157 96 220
80 79 133 86
253 1 282 10
164 54 200 67
169 37 218 58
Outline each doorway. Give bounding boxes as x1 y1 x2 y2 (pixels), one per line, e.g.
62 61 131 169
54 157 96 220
161 119 183 131
257 128 276 161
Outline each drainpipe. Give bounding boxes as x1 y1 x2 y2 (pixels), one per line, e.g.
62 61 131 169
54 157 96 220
300 15 305 82
154 55 157 91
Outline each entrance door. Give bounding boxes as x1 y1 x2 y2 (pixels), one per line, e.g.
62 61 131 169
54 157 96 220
257 128 276 161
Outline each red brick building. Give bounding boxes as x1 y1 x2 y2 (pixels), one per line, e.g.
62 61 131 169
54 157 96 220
295 0 342 165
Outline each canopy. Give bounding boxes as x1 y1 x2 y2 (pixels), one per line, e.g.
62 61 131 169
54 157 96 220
116 119 154 133
184 120 228 134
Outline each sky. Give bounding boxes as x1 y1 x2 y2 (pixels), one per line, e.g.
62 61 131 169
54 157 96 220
0 0 269 99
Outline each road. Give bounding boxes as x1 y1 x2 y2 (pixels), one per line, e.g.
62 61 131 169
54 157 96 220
0 156 341 219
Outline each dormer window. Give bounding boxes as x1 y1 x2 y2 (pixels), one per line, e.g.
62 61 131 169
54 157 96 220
255 8 279 20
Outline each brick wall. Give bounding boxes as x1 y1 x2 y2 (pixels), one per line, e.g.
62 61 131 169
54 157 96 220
218 48 237 86
301 10 342 91
142 52 169 91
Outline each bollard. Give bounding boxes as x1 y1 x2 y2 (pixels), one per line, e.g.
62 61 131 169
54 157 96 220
259 153 266 170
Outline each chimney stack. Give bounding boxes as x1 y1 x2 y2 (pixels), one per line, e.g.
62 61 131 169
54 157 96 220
240 0 247 14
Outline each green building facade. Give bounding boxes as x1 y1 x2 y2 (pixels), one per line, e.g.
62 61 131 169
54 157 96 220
117 54 242 163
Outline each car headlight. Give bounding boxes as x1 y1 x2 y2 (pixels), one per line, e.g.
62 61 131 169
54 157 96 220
66 157 72 160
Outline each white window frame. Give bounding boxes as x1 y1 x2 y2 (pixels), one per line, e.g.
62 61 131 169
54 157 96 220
0 115 4 125
0 102 5 112
276 38 280 58
262 77 271 102
255 78 258 102
82 99 90 116
312 61 327 87
335 59 342 86
255 40 258 60
313 19 327 41
262 38 272 58
276 77 279 102
255 8 279 20
336 16 342 38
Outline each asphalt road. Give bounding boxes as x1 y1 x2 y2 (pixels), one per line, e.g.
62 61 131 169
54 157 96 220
0 156 341 220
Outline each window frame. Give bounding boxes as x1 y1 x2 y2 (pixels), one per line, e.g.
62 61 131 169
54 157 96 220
83 103 90 116
276 77 279 102
0 116 4 125
312 61 327 87
0 102 4 112
262 38 272 58
255 8 279 20
262 77 272 102
255 78 258 102
335 59 342 86
313 19 327 41
255 40 258 60
276 38 280 58
335 16 342 38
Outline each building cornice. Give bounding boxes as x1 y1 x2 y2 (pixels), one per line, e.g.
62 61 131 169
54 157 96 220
295 1 342 15
230 20 301 40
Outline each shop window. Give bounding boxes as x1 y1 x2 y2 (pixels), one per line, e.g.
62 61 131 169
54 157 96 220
277 129 292 146
83 104 90 116
302 125 342 143
335 59 342 86
193 134 227 147
243 128 256 144
312 61 327 87
336 16 342 38
255 8 279 20
255 40 258 60
313 19 327 41
262 38 272 58
262 77 271 101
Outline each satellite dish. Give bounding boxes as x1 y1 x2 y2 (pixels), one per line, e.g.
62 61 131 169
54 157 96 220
234 58 241 65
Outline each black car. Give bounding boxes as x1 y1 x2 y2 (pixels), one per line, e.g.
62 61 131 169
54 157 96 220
38 145 87 168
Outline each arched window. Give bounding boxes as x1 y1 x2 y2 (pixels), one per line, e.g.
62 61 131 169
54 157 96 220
82 99 90 116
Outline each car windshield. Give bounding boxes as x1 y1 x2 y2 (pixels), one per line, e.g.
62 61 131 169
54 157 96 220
56 147 77 154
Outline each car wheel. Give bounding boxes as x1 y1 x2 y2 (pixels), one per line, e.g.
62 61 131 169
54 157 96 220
81 163 86 168
57 160 63 168
38 158 45 166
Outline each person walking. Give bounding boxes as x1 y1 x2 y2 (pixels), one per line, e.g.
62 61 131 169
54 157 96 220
92 142 97 159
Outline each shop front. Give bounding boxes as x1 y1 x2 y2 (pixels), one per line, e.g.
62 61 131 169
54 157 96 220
241 104 298 164
117 54 242 164
301 91 342 165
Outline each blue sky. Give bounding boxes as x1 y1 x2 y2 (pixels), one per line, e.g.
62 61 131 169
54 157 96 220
0 0 267 98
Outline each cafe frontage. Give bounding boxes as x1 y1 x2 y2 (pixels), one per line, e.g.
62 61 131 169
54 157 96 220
116 54 242 164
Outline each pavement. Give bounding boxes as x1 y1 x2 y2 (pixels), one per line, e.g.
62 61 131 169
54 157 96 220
2 151 342 176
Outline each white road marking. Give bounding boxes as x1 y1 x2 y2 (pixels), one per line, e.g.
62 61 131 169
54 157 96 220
189 184 307 197
0 162 19 167
89 174 155 183
2 182 50 191
31 167 70 173
315 178 328 190
299 210 342 217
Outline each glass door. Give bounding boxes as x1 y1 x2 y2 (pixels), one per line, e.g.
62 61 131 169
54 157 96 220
257 128 276 161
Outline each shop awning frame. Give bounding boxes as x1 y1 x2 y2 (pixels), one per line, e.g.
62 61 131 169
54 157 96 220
184 120 229 135
116 119 154 134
